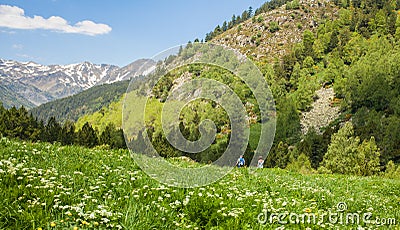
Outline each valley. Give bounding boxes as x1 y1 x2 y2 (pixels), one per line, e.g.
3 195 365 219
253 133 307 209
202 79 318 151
1 0 400 229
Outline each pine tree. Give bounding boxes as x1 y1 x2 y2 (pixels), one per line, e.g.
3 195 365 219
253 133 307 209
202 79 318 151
275 97 301 144
100 123 113 146
44 117 61 143
265 141 289 168
28 113 41 141
320 122 360 175
100 123 126 148
296 128 327 169
248 6 253 17
0 103 6 136
77 122 98 148
302 30 315 58
222 21 228 31
60 120 75 145
357 136 380 176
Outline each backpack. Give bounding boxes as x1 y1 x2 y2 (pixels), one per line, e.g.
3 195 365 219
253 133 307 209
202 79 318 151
238 157 245 167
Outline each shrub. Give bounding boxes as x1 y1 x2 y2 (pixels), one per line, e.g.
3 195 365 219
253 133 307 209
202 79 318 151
317 165 332 174
384 160 400 179
286 0 301 10
320 122 381 176
269 21 280 33
286 153 315 174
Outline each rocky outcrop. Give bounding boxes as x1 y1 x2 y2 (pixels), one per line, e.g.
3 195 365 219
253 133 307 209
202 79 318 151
213 0 338 62
300 87 340 134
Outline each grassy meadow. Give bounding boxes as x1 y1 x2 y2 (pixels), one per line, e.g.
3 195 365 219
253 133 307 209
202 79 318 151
0 137 399 229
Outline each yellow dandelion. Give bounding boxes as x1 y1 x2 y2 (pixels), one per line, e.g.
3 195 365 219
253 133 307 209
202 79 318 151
305 208 311 213
37 228 43 230
93 221 99 226
73 227 79 230
50 222 56 227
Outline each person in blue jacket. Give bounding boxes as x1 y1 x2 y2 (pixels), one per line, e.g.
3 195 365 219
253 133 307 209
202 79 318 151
236 155 245 167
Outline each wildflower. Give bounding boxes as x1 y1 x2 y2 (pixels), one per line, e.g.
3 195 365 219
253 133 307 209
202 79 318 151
305 208 311 213
183 198 190 206
89 213 96 219
50 222 56 227
37 228 43 230
73 227 79 230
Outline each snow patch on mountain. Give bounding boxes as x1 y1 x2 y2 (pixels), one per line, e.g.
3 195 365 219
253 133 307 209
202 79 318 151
0 58 156 108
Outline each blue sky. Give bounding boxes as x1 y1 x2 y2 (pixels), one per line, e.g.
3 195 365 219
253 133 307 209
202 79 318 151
0 0 266 67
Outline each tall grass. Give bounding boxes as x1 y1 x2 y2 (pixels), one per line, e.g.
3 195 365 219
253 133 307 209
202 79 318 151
0 137 399 229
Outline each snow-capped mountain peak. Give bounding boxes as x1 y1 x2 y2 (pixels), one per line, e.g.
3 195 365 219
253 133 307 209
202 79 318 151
0 58 156 108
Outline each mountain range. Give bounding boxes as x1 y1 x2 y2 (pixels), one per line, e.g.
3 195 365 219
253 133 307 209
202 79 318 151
0 58 156 108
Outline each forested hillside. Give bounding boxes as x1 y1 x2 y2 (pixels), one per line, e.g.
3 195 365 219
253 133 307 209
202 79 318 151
30 80 130 123
0 104 126 149
2 1 400 229
2 0 394 177
69 0 400 176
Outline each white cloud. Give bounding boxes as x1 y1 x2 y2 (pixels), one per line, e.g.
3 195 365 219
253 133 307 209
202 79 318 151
0 29 15 34
0 5 112 36
12 44 23 49
16 53 32 58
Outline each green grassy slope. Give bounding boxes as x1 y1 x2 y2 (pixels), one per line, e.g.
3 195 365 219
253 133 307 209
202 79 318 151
75 98 123 132
1 137 399 229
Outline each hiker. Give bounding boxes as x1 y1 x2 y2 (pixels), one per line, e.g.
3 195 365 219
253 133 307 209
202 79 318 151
236 155 245 167
257 156 264 168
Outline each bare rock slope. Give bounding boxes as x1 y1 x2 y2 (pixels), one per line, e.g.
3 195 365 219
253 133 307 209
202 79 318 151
300 87 340 134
